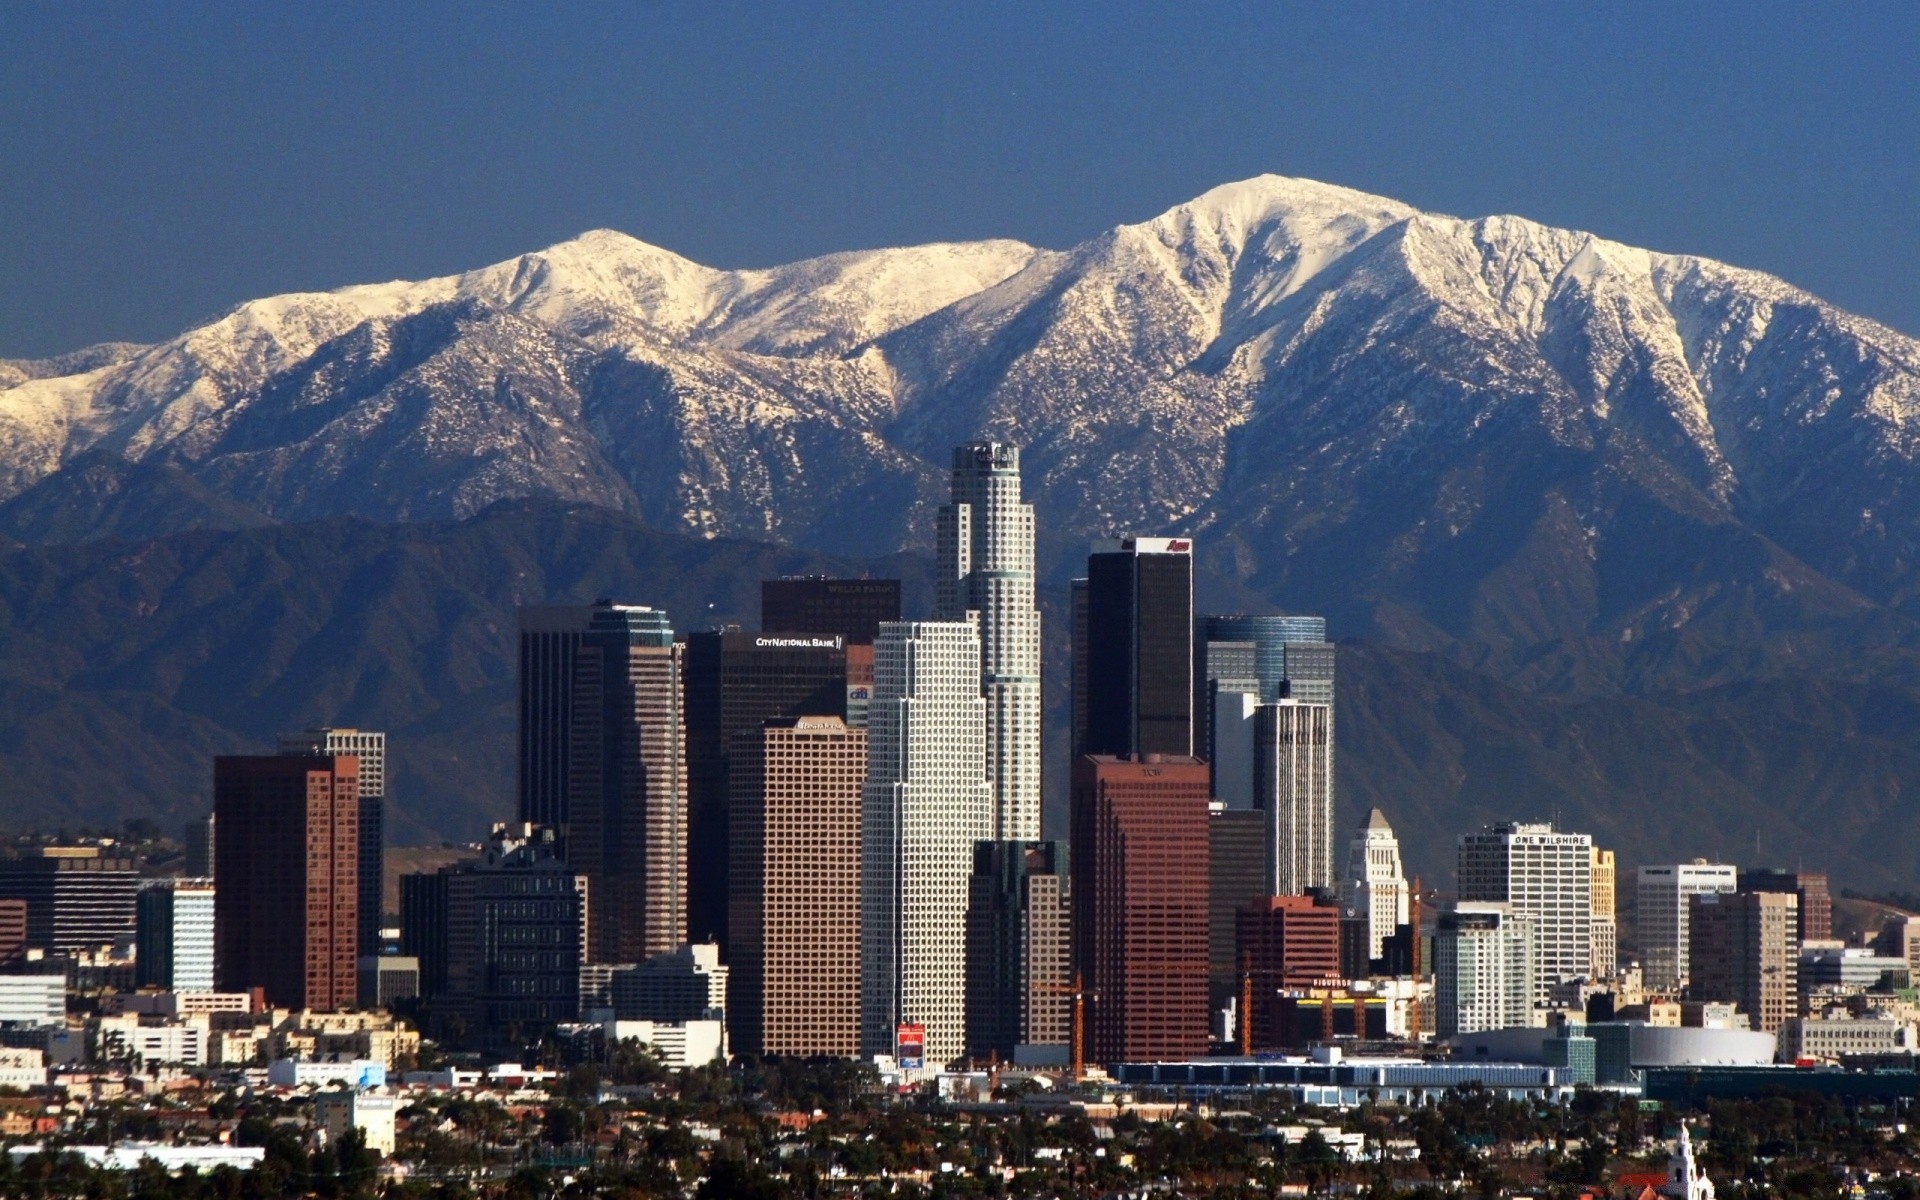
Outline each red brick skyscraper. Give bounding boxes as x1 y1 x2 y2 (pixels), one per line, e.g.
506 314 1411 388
1071 754 1211 1065
214 755 360 1011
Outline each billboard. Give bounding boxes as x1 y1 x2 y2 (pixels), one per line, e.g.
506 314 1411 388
896 1023 926 1069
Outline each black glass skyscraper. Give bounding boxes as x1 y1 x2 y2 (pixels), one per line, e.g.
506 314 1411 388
517 606 596 827
1079 537 1195 759
683 629 848 951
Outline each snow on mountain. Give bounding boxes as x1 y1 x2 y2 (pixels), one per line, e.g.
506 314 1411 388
9 174 1920 688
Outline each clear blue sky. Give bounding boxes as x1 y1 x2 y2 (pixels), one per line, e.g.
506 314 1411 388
3 2 1917 357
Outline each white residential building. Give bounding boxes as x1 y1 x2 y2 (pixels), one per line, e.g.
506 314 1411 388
0 975 64 1026
1434 903 1535 1037
607 1018 726 1069
934 441 1042 842
1458 822 1592 1002
860 620 992 1066
1341 808 1409 961
1638 862 1738 992
93 1013 208 1067
1256 699 1334 894
316 1090 398 1156
135 878 215 992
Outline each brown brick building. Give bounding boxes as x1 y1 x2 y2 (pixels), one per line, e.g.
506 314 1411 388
213 755 360 1011
1689 889 1799 1033
1739 868 1832 945
1236 894 1344 1049
729 716 865 1057
1071 754 1211 1066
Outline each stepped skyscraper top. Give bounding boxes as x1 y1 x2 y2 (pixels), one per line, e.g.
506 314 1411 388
935 441 1042 841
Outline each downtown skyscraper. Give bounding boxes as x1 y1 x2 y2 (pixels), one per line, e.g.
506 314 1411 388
860 620 993 1066
935 442 1042 842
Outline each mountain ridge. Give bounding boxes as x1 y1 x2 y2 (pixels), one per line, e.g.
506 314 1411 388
7 175 1920 876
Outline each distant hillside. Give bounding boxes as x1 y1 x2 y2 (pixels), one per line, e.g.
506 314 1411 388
1 502 1917 887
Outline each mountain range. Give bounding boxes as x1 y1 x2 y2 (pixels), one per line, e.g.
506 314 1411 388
6 175 1920 884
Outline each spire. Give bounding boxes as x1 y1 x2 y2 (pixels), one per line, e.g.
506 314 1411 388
1363 807 1392 831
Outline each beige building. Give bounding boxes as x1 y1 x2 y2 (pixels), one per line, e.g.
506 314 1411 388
1590 848 1617 978
731 716 865 1056
1780 1013 1916 1061
1689 890 1798 1033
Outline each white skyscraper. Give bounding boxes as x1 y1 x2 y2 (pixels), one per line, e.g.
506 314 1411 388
860 620 993 1066
1638 861 1738 992
1255 699 1334 894
1458 822 1592 1004
1434 903 1535 1037
935 442 1042 842
1341 808 1409 960
136 879 216 992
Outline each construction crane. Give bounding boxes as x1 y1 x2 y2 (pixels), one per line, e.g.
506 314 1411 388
1034 971 1097 1082
1239 951 1253 1055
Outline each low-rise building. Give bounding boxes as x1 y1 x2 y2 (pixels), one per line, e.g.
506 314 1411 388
92 1014 209 1068
0 975 64 1026
315 1089 398 1155
612 944 728 1022
605 1019 726 1069
1779 1014 1917 1062
0 1048 46 1089
266 1058 387 1089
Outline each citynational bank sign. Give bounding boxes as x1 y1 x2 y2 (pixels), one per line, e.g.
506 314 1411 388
753 634 844 651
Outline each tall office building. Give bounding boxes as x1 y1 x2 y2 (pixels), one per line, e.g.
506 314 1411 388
1208 805 1269 992
136 879 215 991
1689 889 1799 1033
1194 614 1333 705
1341 809 1409 962
1740 869 1833 945
0 847 138 953
214 755 360 1011
1256 700 1335 895
1237 894 1343 1049
860 621 993 1065
518 605 597 827
760 577 901 645
568 603 688 964
442 824 590 1045
1193 615 1335 802
935 442 1042 842
184 814 214 880
730 716 865 1058
964 840 1071 1062
1069 578 1090 759
1072 754 1211 1065
1457 822 1593 1002
1080 538 1195 759
399 871 451 999
1434 903 1535 1037
1637 862 1737 992
684 629 848 949
1196 640 1260 807
1590 847 1618 978
280 728 387 958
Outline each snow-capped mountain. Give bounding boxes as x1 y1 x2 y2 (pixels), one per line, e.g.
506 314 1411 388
9 175 1920 690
